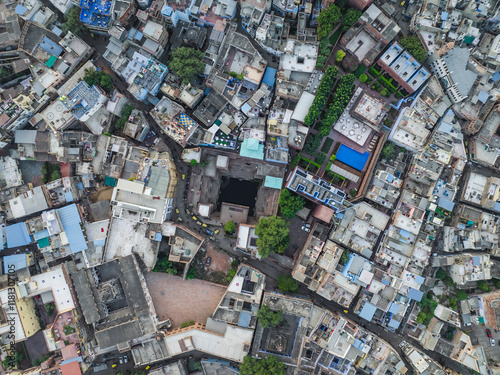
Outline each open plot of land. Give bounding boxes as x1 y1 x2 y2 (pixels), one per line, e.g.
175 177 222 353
145 272 226 328
92 186 114 203
205 242 231 273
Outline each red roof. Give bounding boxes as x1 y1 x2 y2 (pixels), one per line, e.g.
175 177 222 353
60 362 82 375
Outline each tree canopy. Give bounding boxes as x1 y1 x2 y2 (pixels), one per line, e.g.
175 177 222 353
399 36 427 63
279 190 305 219
317 4 342 40
62 7 88 35
381 142 396 159
341 8 362 31
257 306 283 328
115 104 134 129
225 220 236 233
277 274 298 293
239 355 286 375
335 50 346 62
83 68 114 93
168 47 205 83
255 216 289 258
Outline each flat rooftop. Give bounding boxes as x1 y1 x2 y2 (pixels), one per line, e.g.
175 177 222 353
352 92 385 126
334 88 373 146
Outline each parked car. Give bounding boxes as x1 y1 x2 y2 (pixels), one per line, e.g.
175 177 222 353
177 217 183 222
175 209 180 214
487 329 492 338
206 229 214 236
491 338 496 346
123 355 128 363
206 257 211 266
119 357 124 364
301 226 311 232
214 229 220 235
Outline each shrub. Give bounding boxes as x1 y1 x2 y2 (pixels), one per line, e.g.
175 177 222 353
317 4 342 40
277 275 298 293
359 74 368 82
315 152 327 164
304 66 339 126
224 221 236 233
478 280 490 292
354 64 367 77
190 159 198 166
336 49 346 62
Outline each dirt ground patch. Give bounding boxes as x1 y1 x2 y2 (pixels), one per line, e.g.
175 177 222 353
205 242 231 273
146 272 226 328
92 186 114 203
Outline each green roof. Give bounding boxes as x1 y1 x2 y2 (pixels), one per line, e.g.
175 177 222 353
46 55 58 68
464 35 475 44
104 176 117 187
37 237 50 248
240 138 264 160
264 176 283 189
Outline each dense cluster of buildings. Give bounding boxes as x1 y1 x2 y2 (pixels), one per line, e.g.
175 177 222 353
2 0 500 372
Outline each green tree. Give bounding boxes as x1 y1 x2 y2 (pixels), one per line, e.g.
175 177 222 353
45 303 55 316
477 280 490 292
381 142 396 159
168 47 204 83
278 190 305 219
341 8 362 31
456 290 468 300
399 36 427 63
380 89 388 96
83 68 114 93
257 306 283 328
336 49 346 62
99 74 114 93
186 268 196 280
239 355 286 375
51 170 61 181
255 216 289 258
190 159 198 166
448 296 457 309
62 7 88 35
317 4 342 40
339 249 350 265
359 74 368 83
115 104 134 129
225 221 236 234
2 352 23 370
436 268 447 280
416 312 427 324
277 274 298 293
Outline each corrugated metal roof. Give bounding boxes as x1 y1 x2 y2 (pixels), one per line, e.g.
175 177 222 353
388 302 400 314
57 204 87 253
438 197 455 212
15 130 37 144
3 254 27 273
359 302 377 321
408 288 424 302
5 223 31 248
388 318 401 329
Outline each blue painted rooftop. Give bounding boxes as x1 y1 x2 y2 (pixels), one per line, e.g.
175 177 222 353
15 4 28 15
4 254 27 273
336 144 370 172
39 36 64 56
33 229 49 241
5 223 31 248
359 302 377 321
238 311 252 328
388 302 400 314
388 318 401 329
408 288 424 302
94 239 106 247
438 197 455 212
80 0 111 28
57 204 87 253
262 67 277 88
